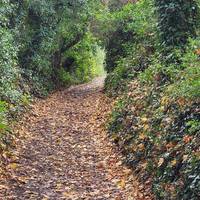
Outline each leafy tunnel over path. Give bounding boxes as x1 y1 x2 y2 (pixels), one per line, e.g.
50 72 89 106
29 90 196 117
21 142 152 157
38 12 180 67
0 77 153 200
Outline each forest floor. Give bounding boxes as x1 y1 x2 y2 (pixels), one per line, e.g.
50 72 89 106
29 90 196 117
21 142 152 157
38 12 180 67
0 77 153 200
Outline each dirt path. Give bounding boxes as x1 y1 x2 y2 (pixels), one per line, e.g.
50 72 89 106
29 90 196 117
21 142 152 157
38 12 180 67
0 77 152 200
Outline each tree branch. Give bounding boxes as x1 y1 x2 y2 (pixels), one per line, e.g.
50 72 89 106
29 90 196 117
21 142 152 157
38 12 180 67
61 33 84 53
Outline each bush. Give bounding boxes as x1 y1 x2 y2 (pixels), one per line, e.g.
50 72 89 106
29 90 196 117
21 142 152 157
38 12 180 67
0 101 8 139
57 68 73 86
104 65 131 97
106 38 200 199
155 0 198 48
105 0 156 73
167 38 200 99
0 26 22 105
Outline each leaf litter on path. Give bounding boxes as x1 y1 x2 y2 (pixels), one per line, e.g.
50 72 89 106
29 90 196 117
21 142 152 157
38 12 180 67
0 77 153 200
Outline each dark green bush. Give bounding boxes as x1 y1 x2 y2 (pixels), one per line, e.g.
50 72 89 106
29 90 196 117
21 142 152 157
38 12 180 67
104 65 131 97
155 0 198 48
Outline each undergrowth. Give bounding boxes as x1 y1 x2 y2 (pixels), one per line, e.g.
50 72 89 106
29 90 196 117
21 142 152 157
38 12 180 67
105 1 200 199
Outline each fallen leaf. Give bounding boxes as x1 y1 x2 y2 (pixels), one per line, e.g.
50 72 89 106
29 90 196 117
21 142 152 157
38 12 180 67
143 124 149 131
182 155 188 162
0 184 8 190
117 179 126 189
158 158 164 167
138 143 145 151
7 163 18 170
141 117 148 123
171 159 177 166
183 135 192 144
139 133 147 140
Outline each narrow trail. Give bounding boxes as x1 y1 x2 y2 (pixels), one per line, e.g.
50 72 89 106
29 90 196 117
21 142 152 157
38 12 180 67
0 77 152 200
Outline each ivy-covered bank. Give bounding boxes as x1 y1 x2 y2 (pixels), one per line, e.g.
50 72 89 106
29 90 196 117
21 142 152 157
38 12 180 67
105 0 200 199
0 0 105 144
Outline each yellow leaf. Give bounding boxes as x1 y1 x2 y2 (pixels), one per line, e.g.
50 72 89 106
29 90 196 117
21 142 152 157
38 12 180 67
141 162 148 169
141 117 148 123
158 158 164 167
123 168 132 176
0 184 8 190
111 134 119 141
171 159 177 166
143 124 149 131
62 192 71 197
138 143 145 151
56 138 61 144
117 179 126 189
161 106 165 111
56 183 62 189
161 96 169 105
42 195 49 200
8 163 18 170
139 133 147 140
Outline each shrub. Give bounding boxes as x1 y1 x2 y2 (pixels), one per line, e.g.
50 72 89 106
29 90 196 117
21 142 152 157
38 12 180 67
0 101 8 139
104 65 131 97
167 38 200 99
105 0 156 73
0 24 22 105
57 68 73 86
155 0 199 48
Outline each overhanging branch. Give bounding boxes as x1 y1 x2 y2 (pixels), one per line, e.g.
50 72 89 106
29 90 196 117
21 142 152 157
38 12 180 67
61 33 84 53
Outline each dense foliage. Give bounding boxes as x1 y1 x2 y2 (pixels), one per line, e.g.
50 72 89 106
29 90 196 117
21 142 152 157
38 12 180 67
104 0 156 95
155 0 198 48
0 0 105 142
105 0 200 199
1 0 200 199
